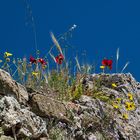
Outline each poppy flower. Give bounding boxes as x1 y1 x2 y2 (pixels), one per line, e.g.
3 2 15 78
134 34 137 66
30 56 37 64
55 53 64 64
38 58 47 65
102 59 113 70
102 59 108 66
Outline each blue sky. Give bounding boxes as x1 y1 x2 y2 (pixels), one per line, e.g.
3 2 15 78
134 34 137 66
0 0 140 81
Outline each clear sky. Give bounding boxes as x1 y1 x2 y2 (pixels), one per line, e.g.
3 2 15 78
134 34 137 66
0 0 140 81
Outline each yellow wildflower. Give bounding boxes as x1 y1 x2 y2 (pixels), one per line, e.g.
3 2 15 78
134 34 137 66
0 60 2 63
112 83 117 88
100 66 105 69
122 113 128 119
127 93 133 101
4 52 13 57
116 98 122 103
113 103 119 109
125 102 135 111
32 71 39 76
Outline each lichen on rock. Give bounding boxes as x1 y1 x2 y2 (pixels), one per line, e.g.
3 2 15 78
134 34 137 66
0 68 140 139
0 96 47 139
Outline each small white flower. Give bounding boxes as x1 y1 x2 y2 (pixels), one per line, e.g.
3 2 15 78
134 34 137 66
73 24 77 28
70 24 77 31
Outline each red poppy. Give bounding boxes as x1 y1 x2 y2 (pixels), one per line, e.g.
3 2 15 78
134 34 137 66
102 59 113 70
55 54 64 64
38 58 47 65
30 56 37 64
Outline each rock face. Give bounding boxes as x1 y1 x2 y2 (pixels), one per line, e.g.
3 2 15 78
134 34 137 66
29 93 69 122
0 69 140 140
0 96 47 139
0 69 28 104
78 73 140 139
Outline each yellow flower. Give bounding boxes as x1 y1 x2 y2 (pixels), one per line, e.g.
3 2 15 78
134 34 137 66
122 113 128 119
4 52 13 57
32 71 39 76
112 83 117 88
100 66 105 69
116 98 122 103
113 103 119 109
127 93 133 101
0 60 2 63
125 102 135 111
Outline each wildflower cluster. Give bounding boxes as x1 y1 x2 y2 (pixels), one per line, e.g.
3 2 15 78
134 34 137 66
0 26 79 100
30 56 47 66
100 59 113 71
1 52 13 73
0 25 132 103
112 92 136 120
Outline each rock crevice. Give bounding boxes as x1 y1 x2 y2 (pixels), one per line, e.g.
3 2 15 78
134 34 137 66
0 69 140 140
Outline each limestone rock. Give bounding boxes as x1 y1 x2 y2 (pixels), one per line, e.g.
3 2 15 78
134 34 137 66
0 96 47 139
75 73 140 140
0 69 28 104
0 135 14 140
0 68 140 140
29 94 69 123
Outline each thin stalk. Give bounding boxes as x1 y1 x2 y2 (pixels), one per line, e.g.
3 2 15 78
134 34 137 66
116 48 119 73
121 62 130 73
23 0 38 57
45 25 77 58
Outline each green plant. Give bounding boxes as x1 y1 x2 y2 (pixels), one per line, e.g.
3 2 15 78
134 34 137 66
72 83 83 100
92 91 110 102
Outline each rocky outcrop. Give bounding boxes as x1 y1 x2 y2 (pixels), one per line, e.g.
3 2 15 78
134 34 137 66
79 73 140 139
29 93 70 122
0 69 28 104
0 96 47 139
0 135 14 140
0 69 140 140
